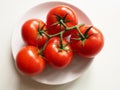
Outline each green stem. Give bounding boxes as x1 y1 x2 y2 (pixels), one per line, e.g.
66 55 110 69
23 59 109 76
59 31 64 49
75 25 85 39
39 38 49 56
60 19 68 29
66 23 85 31
42 31 62 38
39 20 85 55
42 31 50 38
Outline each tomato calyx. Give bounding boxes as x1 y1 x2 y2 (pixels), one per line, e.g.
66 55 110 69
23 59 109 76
37 23 46 39
83 26 93 39
71 26 94 46
56 42 70 52
51 13 70 29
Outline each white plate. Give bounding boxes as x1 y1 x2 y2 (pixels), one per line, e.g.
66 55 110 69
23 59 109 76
11 1 93 85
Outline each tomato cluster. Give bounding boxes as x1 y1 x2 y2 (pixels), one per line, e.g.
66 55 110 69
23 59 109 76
16 5 104 76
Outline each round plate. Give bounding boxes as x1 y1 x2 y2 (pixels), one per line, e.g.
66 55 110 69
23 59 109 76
11 1 93 85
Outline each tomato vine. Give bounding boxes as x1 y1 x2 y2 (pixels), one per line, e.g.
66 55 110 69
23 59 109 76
38 14 87 55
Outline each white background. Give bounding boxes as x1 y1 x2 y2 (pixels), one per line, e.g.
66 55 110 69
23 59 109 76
0 0 120 90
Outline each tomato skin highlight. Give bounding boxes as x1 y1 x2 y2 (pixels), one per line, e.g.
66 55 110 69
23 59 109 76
22 19 47 48
70 25 104 58
43 37 73 69
16 46 46 76
46 5 78 37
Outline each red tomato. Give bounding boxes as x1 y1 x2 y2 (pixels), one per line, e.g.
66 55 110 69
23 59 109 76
43 37 73 69
46 5 78 37
16 46 46 76
70 25 104 58
22 19 47 48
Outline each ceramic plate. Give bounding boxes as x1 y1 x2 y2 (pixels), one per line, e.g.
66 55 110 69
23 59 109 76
11 1 93 85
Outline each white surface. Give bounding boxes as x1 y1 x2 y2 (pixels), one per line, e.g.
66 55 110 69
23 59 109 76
0 0 120 90
11 1 92 85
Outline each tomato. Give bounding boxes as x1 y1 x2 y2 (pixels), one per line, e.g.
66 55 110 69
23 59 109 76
46 5 78 37
43 37 73 69
22 19 47 48
70 25 104 58
16 46 46 76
